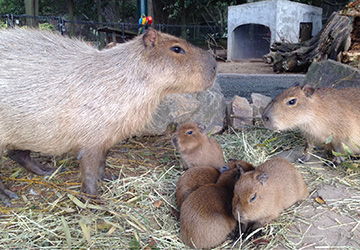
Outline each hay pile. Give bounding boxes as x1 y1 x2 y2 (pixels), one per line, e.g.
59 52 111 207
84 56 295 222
0 128 359 249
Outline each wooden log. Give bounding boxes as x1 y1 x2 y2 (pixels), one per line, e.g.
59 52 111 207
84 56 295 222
264 12 352 73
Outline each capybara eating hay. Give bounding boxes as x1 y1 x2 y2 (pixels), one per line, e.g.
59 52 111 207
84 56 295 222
262 84 360 163
172 121 225 171
0 28 217 204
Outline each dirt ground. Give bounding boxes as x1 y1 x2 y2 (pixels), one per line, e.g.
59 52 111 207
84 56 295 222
217 60 276 74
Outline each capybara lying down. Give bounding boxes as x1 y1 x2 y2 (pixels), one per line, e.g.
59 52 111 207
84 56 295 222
262 84 360 163
179 164 241 249
232 157 308 237
172 121 225 170
0 28 217 204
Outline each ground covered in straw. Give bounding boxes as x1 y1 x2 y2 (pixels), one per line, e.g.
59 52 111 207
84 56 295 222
0 128 359 249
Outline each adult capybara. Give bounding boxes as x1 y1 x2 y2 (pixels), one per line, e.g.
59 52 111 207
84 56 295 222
172 121 225 171
262 84 360 163
179 165 240 249
232 157 308 236
0 28 217 204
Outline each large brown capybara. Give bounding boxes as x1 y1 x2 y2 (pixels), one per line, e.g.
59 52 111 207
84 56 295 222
232 157 308 237
0 28 217 204
172 121 225 171
262 84 360 163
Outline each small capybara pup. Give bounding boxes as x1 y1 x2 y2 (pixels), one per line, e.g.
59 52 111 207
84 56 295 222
262 84 360 163
179 165 240 249
0 28 217 204
176 160 254 209
176 166 220 209
232 157 308 236
172 121 225 170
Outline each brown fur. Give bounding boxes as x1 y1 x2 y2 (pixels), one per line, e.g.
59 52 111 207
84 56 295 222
262 84 360 162
0 28 217 202
172 122 225 170
179 166 240 249
176 166 220 209
176 159 254 210
232 157 308 233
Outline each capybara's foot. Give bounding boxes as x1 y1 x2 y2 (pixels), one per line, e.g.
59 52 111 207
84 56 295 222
100 172 118 182
8 150 56 176
298 153 311 163
0 180 19 206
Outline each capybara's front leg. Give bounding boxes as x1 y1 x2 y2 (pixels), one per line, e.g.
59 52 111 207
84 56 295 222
8 150 56 176
80 148 106 198
98 149 117 182
0 179 19 206
299 140 314 163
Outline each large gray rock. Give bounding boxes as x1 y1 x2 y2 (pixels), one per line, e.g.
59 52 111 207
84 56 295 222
304 59 360 88
143 81 226 135
230 95 253 130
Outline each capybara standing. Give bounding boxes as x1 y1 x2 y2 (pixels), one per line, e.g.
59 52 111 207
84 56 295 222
179 165 240 249
232 157 308 235
262 84 360 162
172 122 225 170
0 28 217 204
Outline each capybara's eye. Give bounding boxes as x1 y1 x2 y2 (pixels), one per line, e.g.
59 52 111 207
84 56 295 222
287 98 297 106
250 193 257 202
186 130 193 135
170 46 185 54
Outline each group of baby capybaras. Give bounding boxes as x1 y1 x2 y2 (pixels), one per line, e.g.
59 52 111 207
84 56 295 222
172 83 360 249
172 121 309 249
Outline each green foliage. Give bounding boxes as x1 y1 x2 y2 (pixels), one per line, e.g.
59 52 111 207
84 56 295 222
0 0 24 15
39 22 56 31
0 20 7 29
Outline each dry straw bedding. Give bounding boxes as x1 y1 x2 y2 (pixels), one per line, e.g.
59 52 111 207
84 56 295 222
0 129 359 249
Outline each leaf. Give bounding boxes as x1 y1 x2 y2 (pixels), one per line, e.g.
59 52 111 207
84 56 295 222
325 134 333 144
153 200 163 208
315 196 326 204
79 221 92 246
61 216 72 248
342 143 353 155
67 194 104 210
332 150 347 157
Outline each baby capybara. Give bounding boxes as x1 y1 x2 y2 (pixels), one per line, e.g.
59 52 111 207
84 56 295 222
172 122 225 171
232 157 308 236
176 166 220 209
262 84 360 163
179 165 240 249
176 159 254 209
0 28 217 204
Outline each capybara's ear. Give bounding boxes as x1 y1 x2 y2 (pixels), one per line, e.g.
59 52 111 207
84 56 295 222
256 172 268 185
198 124 206 133
301 84 315 97
220 165 230 173
143 29 157 47
234 166 244 181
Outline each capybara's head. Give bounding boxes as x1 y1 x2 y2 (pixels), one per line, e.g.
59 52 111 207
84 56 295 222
172 121 206 152
226 159 255 172
232 170 269 223
140 29 217 94
262 84 316 131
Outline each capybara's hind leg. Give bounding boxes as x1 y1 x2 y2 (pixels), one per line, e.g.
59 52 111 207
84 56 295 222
0 179 19 206
8 150 55 176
